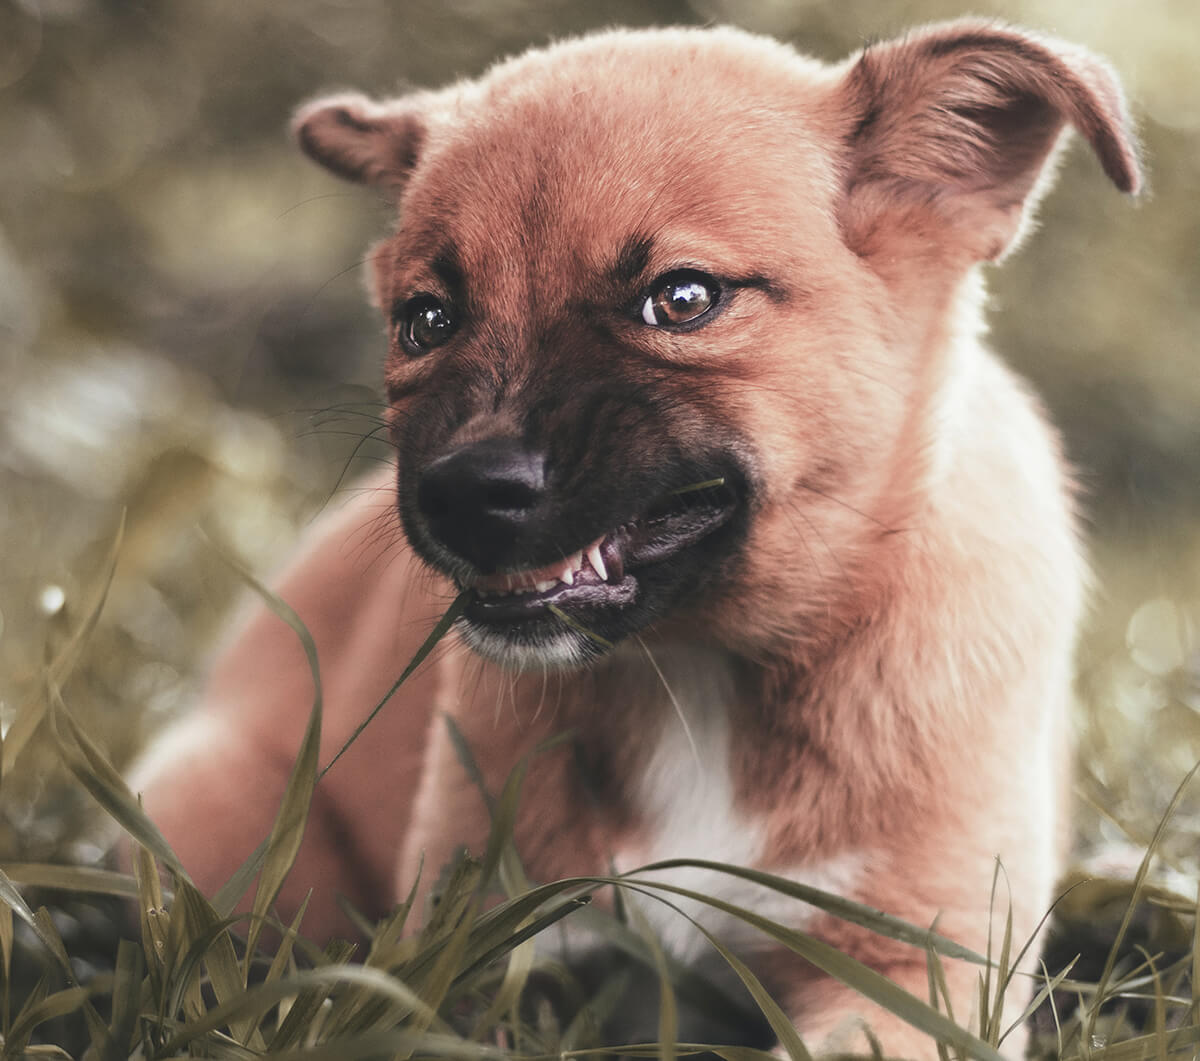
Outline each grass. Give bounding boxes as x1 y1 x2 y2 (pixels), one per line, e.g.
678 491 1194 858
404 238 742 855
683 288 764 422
2 543 1200 1059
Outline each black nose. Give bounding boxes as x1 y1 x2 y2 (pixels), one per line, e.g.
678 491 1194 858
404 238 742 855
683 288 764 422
417 438 547 571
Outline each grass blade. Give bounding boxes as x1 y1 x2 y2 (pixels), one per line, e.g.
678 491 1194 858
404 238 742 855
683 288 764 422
235 564 323 967
630 859 988 966
616 875 1005 1061
0 862 138 899
1085 761 1200 1047
320 589 469 778
105 939 143 1060
164 962 445 1055
0 870 73 982
3 513 125 778
48 687 188 881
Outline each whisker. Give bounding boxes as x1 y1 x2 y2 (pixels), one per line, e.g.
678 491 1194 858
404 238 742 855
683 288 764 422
635 635 699 767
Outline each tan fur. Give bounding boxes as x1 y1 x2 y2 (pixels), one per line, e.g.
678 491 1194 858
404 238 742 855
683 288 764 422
130 21 1139 1059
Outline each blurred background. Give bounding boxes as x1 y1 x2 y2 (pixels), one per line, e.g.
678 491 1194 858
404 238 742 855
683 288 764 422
0 0 1197 874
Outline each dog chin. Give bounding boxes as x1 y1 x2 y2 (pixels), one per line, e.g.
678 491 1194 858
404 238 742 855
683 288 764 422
456 619 599 671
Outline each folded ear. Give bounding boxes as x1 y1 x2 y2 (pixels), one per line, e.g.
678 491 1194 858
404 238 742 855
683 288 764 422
292 92 426 194
836 20 1142 262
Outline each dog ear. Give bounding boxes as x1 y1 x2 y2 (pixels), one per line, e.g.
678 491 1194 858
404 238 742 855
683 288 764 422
293 93 425 194
836 21 1141 262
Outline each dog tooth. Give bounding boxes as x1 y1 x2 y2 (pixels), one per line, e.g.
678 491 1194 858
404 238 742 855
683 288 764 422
561 566 574 586
601 537 624 582
587 543 608 582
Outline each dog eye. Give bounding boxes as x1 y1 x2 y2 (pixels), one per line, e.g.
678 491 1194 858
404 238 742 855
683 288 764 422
398 296 456 353
640 271 718 327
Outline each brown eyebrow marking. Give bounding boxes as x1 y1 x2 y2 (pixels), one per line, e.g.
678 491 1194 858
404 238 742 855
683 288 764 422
431 245 466 303
610 233 655 288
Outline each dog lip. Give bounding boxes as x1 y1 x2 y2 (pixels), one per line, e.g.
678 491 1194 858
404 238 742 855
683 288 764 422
460 478 737 618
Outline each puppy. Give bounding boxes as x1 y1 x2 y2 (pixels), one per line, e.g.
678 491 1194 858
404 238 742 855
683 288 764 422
131 20 1140 1059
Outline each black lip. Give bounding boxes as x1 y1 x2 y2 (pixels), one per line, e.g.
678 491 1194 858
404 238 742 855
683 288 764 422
461 478 739 626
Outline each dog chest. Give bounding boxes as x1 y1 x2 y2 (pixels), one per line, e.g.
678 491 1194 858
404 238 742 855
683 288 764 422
607 646 863 961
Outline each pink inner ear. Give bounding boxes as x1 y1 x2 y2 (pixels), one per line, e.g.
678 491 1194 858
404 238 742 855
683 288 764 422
838 23 1141 261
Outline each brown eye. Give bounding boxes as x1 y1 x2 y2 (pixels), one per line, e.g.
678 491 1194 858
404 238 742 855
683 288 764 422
398 296 456 353
641 271 718 327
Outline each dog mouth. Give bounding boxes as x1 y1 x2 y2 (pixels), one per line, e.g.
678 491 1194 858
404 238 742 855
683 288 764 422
460 478 738 627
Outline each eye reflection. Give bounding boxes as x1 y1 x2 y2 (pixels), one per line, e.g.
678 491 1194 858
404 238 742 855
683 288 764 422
641 271 718 327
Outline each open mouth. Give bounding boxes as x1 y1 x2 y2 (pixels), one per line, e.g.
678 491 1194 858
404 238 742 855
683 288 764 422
461 478 738 626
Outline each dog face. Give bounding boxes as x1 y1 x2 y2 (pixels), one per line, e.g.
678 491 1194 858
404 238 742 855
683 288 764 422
295 24 1138 669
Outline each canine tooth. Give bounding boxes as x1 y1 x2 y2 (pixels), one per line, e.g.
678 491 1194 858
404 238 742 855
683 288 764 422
560 567 574 586
587 543 608 582
602 537 625 582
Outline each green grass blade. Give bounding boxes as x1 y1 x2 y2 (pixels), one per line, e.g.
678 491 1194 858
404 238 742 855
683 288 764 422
5 973 49 1056
1085 761 1200 1047
926 945 954 1061
469 930 537 1042
706 1048 789 1061
246 893 310 1042
547 604 613 649
174 877 262 1046
671 477 726 495
478 756 528 894
211 836 268 919
0 862 138 899
3 512 125 778
0 897 11 1033
131 839 167 1008
565 899 768 1034
105 938 143 1060
632 887 811 1061
453 896 592 989
164 962 446 1055
320 590 470 778
406 895 480 1048
443 713 495 814
630 859 989 966
616 876 1005 1061
200 547 323 967
560 965 634 1053
0 870 58 968
7 984 104 1054
0 873 75 983
261 1028 507 1061
626 899 679 1061
1192 879 1200 1027
49 688 189 881
1079 1023 1200 1060
367 865 422 962
268 939 357 1051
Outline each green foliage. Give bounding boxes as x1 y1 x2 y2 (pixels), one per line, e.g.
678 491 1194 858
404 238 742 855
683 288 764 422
2 556 1200 1059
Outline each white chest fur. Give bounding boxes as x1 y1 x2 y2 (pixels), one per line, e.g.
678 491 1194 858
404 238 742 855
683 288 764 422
611 645 864 963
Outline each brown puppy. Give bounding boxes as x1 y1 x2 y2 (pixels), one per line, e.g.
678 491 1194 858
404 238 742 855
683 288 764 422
131 21 1140 1059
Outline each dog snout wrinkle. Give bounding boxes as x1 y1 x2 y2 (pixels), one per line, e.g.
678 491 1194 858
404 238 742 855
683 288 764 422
417 438 547 572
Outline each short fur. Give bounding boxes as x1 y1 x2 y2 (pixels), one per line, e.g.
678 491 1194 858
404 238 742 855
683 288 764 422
131 21 1140 1059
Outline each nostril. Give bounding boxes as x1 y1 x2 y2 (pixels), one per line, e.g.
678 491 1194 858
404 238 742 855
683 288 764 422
483 477 540 513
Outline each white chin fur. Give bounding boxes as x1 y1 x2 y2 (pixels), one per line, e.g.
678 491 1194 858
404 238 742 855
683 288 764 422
458 620 595 671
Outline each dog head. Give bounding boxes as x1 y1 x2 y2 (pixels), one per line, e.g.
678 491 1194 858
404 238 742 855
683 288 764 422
295 22 1138 669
